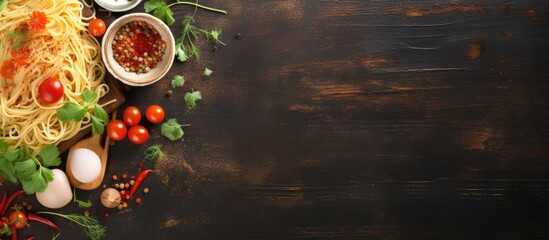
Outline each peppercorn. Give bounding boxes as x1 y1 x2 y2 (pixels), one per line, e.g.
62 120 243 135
235 33 241 39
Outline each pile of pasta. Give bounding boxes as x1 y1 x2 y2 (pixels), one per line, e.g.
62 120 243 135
0 0 107 155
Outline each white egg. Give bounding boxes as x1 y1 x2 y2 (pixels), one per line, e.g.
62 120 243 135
36 169 73 209
69 148 101 184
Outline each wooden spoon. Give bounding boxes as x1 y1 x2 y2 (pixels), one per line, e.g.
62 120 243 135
65 112 115 190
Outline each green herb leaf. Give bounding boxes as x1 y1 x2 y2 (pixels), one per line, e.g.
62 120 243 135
19 169 48 194
145 0 175 25
144 145 164 163
91 104 109 135
184 90 202 111
40 166 54 182
0 160 17 183
203 67 213 76
38 145 61 167
0 222 12 235
0 140 7 153
94 104 109 124
81 90 97 103
175 43 188 62
171 75 185 88
0 144 58 194
36 212 106 240
0 0 8 12
161 118 184 141
57 102 87 122
90 116 105 135
3 148 22 162
204 29 226 45
73 188 92 208
14 158 37 178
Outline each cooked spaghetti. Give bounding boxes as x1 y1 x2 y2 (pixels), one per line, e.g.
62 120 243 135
0 0 107 155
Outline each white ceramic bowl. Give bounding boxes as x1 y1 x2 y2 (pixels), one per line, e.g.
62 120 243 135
101 13 175 86
94 0 142 12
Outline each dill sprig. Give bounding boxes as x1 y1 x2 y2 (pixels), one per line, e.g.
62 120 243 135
37 212 106 240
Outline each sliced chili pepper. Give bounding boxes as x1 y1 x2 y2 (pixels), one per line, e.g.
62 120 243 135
128 169 154 199
1 189 24 215
0 192 7 214
27 213 60 231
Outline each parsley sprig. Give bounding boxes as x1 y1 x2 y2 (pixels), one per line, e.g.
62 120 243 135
171 75 185 88
161 118 189 141
184 89 202 112
0 141 61 194
144 0 227 25
57 90 109 135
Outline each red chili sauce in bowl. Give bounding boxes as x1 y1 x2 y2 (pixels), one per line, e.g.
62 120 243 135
111 21 166 74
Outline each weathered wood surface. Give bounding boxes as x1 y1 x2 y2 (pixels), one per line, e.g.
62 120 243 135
4 0 549 239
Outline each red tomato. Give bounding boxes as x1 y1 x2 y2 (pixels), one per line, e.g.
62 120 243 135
8 210 27 229
123 106 141 126
106 120 127 141
38 77 64 104
128 125 149 144
88 18 106 37
145 105 165 124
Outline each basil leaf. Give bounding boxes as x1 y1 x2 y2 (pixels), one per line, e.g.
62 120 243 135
57 102 87 122
93 104 109 124
81 90 97 103
91 115 105 135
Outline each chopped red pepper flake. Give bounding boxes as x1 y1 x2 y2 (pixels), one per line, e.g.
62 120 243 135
28 11 47 33
0 60 16 79
10 48 31 67
135 197 142 204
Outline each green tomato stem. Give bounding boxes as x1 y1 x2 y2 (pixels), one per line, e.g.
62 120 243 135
168 1 227 14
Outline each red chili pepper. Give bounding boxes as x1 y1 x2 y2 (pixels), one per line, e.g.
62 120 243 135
11 225 17 240
0 192 7 214
1 189 24 215
128 169 153 199
27 213 60 231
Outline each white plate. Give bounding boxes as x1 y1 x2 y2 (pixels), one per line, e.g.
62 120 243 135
94 0 142 12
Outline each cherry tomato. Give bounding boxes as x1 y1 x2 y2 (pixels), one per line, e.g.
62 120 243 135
38 77 64 104
88 18 106 37
8 210 27 230
123 106 141 126
145 105 165 124
106 120 127 141
128 125 149 144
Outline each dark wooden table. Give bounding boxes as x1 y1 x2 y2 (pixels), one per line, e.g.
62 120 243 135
5 0 549 239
